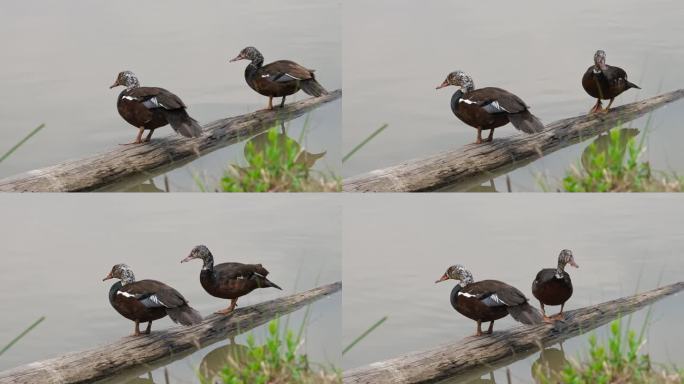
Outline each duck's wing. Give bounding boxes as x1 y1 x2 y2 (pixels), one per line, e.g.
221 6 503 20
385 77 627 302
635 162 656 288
214 262 270 281
533 268 557 286
467 87 530 115
119 280 188 309
125 87 187 111
466 280 528 307
261 60 315 83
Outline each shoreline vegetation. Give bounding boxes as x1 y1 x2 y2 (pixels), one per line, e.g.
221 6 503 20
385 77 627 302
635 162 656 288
534 320 681 384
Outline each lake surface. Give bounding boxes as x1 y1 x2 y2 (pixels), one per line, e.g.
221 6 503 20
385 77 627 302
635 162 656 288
342 0 684 191
0 0 341 191
343 194 684 382
0 195 341 383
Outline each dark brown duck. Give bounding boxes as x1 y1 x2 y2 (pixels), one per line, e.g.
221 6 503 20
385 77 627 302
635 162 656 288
437 71 544 144
582 50 640 113
181 245 282 315
229 47 328 110
110 71 202 144
532 249 578 322
436 265 543 336
103 263 202 336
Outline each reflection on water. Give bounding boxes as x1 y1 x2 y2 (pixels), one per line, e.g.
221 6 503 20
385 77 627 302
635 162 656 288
244 124 327 170
125 373 155 384
531 345 568 383
466 372 496 384
581 128 640 173
198 337 250 381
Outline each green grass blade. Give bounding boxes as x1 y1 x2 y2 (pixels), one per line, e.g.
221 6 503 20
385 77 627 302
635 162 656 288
0 316 45 356
0 124 46 164
342 316 387 355
342 124 388 163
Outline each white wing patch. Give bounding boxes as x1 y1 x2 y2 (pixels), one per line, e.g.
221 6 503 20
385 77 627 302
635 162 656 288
117 291 137 298
261 74 271 78
459 98 477 105
140 295 168 308
481 293 508 307
457 291 477 298
490 101 509 112
122 96 138 101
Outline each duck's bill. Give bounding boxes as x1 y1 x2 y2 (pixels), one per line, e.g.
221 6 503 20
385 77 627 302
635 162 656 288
569 260 579 268
102 272 113 281
435 273 449 283
109 83 118 89
435 80 449 90
229 54 243 62
180 255 195 263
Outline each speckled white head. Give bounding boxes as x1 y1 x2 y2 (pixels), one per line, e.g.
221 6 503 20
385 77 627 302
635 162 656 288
103 263 136 285
436 264 474 285
594 50 607 70
110 71 140 90
556 249 578 278
229 46 264 66
181 245 214 270
436 70 475 92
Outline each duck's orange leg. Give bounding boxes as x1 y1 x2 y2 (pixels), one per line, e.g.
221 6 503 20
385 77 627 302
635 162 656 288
121 127 145 145
589 99 603 114
601 98 615 113
216 298 238 315
132 320 142 336
475 127 483 144
475 320 483 336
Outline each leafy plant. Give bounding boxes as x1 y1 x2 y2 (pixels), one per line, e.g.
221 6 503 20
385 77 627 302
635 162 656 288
219 128 339 192
200 318 340 384
561 128 683 192
535 320 681 384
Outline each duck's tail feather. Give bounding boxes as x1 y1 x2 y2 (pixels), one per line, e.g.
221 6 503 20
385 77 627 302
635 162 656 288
507 302 543 325
167 305 203 325
263 277 283 290
300 78 328 97
508 110 545 134
162 109 203 138
627 80 641 90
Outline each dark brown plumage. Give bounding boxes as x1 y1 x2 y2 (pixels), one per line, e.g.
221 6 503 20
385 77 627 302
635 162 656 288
436 265 543 336
437 71 544 144
110 71 202 144
532 249 578 322
229 47 328 110
103 264 202 336
582 50 640 113
182 245 282 315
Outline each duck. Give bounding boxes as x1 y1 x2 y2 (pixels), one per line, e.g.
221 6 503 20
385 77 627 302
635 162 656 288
532 249 578 322
229 47 328 110
436 265 543 336
181 245 282 315
109 71 202 144
582 50 640 113
103 263 202 336
436 71 544 144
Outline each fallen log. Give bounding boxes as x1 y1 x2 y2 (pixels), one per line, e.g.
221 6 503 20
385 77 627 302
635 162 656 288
0 281 341 384
343 282 683 384
0 90 341 192
343 90 684 192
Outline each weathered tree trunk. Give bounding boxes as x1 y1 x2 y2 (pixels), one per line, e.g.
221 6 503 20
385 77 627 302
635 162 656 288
343 90 684 192
0 90 341 192
343 282 683 384
0 282 341 384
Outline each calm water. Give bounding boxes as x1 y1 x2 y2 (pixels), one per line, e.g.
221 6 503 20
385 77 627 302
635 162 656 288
0 195 341 383
342 0 684 191
0 0 341 191
343 195 684 382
